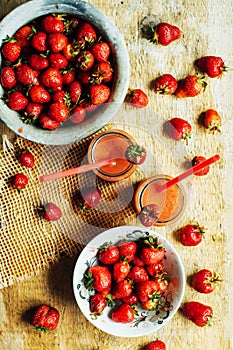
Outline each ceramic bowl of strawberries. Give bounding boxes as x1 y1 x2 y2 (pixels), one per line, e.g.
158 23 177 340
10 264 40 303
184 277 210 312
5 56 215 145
0 0 130 145
73 225 185 337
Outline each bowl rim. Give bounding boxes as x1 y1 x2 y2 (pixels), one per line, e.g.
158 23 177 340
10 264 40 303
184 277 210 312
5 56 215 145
0 0 130 145
72 225 186 337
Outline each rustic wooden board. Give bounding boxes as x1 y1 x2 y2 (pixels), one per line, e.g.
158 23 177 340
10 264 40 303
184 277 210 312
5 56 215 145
0 0 233 349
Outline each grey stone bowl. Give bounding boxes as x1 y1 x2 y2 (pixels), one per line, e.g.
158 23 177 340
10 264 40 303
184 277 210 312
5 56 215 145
0 0 130 145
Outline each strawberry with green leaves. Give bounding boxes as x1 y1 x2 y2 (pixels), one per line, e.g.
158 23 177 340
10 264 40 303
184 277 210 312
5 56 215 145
32 304 59 332
39 202 62 221
118 240 137 262
78 186 102 211
83 265 112 294
175 75 207 98
98 242 120 265
154 74 178 95
191 269 222 294
76 50 95 71
42 14 64 33
125 88 148 108
203 109 222 132
179 224 205 246
166 117 192 143
2 37 21 62
195 56 227 78
89 293 107 317
183 301 213 327
149 22 181 46
140 236 165 265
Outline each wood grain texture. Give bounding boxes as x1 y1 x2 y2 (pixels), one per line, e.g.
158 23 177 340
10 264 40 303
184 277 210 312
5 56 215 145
0 0 233 349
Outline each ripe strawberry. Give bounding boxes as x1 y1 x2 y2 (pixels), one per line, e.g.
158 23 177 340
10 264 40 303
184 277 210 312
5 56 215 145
113 260 130 283
118 240 137 262
136 280 160 304
40 68 63 91
191 156 210 176
121 293 138 305
18 151 35 168
31 32 48 52
39 202 62 221
145 340 166 350
150 22 181 46
2 38 21 62
16 64 39 85
195 56 227 78
179 224 205 246
166 117 192 143
79 99 98 114
146 261 165 278
62 42 80 61
132 255 145 267
140 236 165 265
175 75 207 98
203 109 222 132
38 114 60 130
125 143 146 165
76 22 97 46
23 102 43 123
125 88 148 108
112 280 133 300
0 66 16 89
70 106 86 124
14 25 32 47
154 74 178 94
7 91 28 111
91 42 110 62
11 173 28 189
97 243 120 265
138 204 160 227
48 102 69 122
78 186 102 211
76 50 95 71
91 61 113 83
28 54 49 70
29 85 51 104
183 301 213 327
67 81 82 103
31 304 59 332
77 70 91 85
191 269 222 294
89 84 111 104
89 293 107 316
48 53 68 69
83 265 112 294
61 68 76 85
42 15 64 33
127 266 149 282
111 303 135 323
48 33 68 53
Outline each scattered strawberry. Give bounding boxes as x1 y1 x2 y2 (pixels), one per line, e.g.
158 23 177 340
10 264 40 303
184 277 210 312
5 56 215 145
154 74 178 94
38 114 60 130
113 260 130 283
48 53 68 69
2 38 21 62
112 279 133 299
166 117 192 143
125 144 146 165
90 293 107 316
98 243 120 265
179 224 205 246
76 22 97 46
203 109 222 132
175 74 207 98
47 33 68 53
76 50 95 71
7 91 28 110
39 202 62 221
125 88 148 108
89 84 111 105
191 156 210 176
149 22 181 46
70 106 86 124
16 64 39 85
111 303 135 323
78 186 102 211
31 304 59 332
42 14 64 33
91 41 110 62
48 102 69 122
191 269 222 294
28 54 49 70
14 25 32 47
31 32 48 52
40 68 63 91
29 85 51 104
138 204 160 227
183 301 213 327
11 173 28 189
195 56 227 78
83 265 112 294
0 66 17 89
18 151 35 168
145 340 166 350
118 240 137 262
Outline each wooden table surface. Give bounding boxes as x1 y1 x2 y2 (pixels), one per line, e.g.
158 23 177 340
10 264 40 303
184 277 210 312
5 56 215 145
1 0 233 349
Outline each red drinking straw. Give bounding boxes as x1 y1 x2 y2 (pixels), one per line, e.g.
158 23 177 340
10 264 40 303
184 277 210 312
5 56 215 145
156 154 220 193
39 158 116 183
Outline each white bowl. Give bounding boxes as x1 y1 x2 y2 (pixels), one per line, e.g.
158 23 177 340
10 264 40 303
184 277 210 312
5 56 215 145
0 0 130 145
73 225 185 337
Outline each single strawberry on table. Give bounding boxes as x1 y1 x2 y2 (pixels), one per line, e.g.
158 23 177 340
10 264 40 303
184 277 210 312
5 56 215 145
18 150 35 168
183 301 213 327
125 88 148 108
191 156 210 176
125 143 146 165
195 55 227 78
166 117 192 144
39 202 62 221
149 22 181 46
179 224 205 246
77 186 102 211
31 304 59 332
191 269 222 294
111 303 135 323
138 203 160 227
202 109 222 132
145 339 166 350
154 74 178 94
175 74 207 98
11 173 28 189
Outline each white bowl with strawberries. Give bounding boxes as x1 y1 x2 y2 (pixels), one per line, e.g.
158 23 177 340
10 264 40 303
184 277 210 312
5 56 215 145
73 225 185 337
0 0 130 145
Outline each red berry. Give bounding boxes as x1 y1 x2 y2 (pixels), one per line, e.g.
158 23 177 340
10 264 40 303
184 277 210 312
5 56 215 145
18 151 35 168
1 66 17 89
42 15 64 33
11 173 28 189
179 224 205 246
32 304 59 332
7 91 28 111
126 88 148 108
2 39 21 62
38 114 60 130
31 32 47 52
48 102 69 122
41 202 62 221
29 85 51 104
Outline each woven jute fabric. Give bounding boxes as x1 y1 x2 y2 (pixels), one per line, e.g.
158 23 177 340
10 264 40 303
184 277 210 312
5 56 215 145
0 127 145 289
